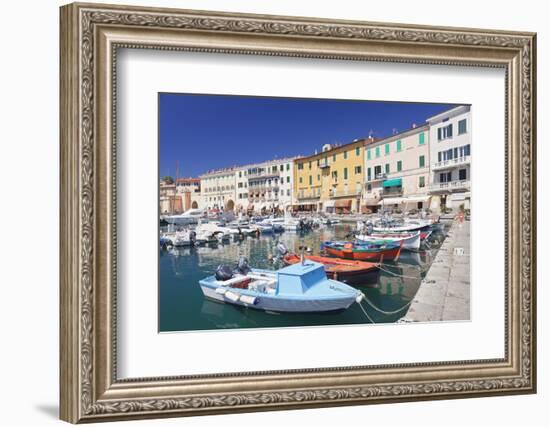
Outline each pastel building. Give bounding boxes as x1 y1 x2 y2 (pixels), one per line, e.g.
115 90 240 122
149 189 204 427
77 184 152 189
294 140 365 213
175 177 201 210
240 157 297 213
363 125 431 212
426 105 471 212
199 168 237 211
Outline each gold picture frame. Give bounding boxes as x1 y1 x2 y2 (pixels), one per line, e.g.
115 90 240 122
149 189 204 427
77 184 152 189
60 2 537 423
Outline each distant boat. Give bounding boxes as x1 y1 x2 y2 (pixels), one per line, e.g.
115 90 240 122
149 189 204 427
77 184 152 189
199 259 363 313
282 253 380 285
372 218 433 233
160 229 196 247
162 208 205 226
355 231 421 251
322 241 403 262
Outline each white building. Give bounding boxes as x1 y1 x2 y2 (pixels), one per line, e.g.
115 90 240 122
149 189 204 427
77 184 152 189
175 177 201 210
426 105 471 213
199 168 237 211
235 157 297 214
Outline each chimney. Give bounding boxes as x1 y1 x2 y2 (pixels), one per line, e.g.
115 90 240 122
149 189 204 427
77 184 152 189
412 123 417 128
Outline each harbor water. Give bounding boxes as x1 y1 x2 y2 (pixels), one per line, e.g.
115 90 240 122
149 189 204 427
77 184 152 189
159 223 448 332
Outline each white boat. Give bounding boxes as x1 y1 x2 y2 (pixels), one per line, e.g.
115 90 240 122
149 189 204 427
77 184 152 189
356 231 421 251
161 229 196 247
162 208 205 226
199 259 363 313
195 222 232 242
372 217 433 233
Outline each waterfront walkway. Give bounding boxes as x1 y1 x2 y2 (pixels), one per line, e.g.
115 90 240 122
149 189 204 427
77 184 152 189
402 218 470 322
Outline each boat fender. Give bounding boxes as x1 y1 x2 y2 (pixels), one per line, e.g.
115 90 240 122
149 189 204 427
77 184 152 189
240 295 257 305
215 265 234 281
355 292 365 304
224 291 240 302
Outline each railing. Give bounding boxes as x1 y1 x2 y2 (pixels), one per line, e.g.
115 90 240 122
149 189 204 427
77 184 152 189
297 194 320 200
330 188 362 198
319 160 330 168
367 173 387 182
432 155 471 170
429 180 471 191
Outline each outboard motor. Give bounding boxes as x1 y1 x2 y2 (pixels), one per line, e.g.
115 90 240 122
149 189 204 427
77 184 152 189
234 256 251 275
189 230 197 243
277 242 289 257
366 221 373 236
215 264 233 281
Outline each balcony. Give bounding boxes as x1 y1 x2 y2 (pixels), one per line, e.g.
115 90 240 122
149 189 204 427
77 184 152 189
330 188 362 198
367 173 387 182
432 156 471 171
297 193 320 201
319 160 330 169
382 187 403 197
429 180 471 192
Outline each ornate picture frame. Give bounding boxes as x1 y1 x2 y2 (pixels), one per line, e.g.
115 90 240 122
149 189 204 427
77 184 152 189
60 2 536 423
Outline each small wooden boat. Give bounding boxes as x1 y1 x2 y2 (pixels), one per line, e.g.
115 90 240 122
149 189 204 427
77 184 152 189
322 241 403 262
355 231 421 250
282 253 380 285
199 259 362 313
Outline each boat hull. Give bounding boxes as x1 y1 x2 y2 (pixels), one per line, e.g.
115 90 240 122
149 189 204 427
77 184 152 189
323 244 402 262
356 231 420 250
283 254 380 285
199 283 356 312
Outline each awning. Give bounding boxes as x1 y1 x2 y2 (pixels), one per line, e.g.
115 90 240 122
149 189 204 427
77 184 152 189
335 199 352 208
378 197 405 205
362 197 380 206
324 200 335 208
382 178 403 188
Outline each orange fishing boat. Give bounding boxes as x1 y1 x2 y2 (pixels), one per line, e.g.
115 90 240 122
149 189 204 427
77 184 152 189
321 241 403 262
282 253 380 285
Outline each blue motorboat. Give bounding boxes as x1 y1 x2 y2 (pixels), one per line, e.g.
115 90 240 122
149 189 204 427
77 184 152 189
199 258 363 313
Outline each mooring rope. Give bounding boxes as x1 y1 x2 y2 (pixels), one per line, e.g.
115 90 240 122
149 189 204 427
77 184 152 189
361 293 413 315
377 263 426 280
356 299 375 323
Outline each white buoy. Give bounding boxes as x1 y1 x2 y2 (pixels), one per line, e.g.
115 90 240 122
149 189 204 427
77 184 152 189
355 292 365 304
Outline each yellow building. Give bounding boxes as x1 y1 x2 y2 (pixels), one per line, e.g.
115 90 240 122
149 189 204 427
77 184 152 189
294 140 365 213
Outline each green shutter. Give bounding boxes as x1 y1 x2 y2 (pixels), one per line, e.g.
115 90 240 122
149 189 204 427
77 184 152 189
385 144 390 155
375 147 380 158
367 167 371 181
419 176 425 187
385 163 390 173
419 132 425 145
419 155 425 168
344 168 348 180
356 147 360 156
396 140 402 152
344 151 348 159
367 149 371 160
309 175 312 185
397 160 402 172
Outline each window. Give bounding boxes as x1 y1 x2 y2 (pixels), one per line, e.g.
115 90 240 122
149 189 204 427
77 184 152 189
286 176 290 183
419 155 425 168
396 140 402 152
465 144 471 156
316 159 320 167
238 171 242 178
299 177 302 184
309 176 312 185
374 165 382 176
459 169 467 180
331 171 338 179
419 176 425 188
356 147 360 156
458 119 467 135
280 164 284 171
354 166 362 174
344 151 348 160
367 149 371 160
419 132 425 145
437 124 453 141
286 163 290 170
438 152 442 162
367 167 371 181
385 144 390 155
440 171 452 183
298 163 304 170
308 161 312 169
367 183 372 192
385 163 390 174
287 189 290 196
397 160 402 172
343 168 348 180
375 147 380 158
317 174 320 181
333 154 336 161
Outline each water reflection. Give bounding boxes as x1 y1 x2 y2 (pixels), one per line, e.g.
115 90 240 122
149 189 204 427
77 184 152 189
159 224 448 331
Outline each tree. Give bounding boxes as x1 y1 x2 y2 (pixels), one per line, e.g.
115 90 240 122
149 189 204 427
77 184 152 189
162 176 174 184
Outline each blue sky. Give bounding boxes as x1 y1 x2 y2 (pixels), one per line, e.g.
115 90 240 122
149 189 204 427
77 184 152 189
159 93 457 178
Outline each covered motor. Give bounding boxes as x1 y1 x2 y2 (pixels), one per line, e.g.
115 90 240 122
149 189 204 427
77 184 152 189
234 256 251 275
215 265 233 281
